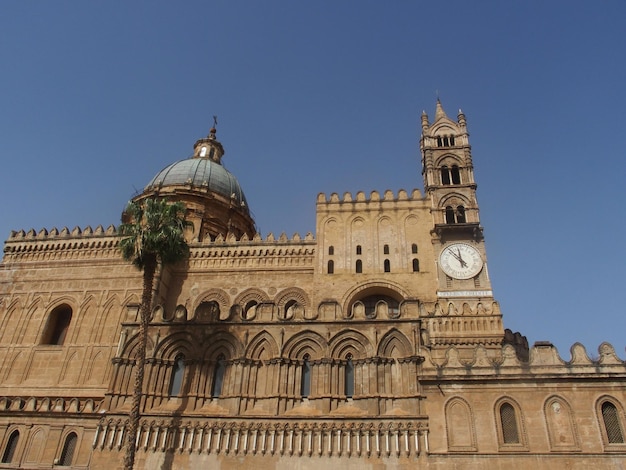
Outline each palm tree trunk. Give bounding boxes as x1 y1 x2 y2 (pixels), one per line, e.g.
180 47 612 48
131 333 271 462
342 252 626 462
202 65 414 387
123 254 157 470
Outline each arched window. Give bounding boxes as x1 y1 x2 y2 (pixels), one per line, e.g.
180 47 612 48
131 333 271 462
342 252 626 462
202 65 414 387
456 206 466 223
356 245 362 255
601 401 625 444
445 206 456 224
327 260 334 274
1 430 19 463
301 354 311 398
412 259 420 272
41 305 72 345
411 243 418 254
169 356 185 397
451 165 461 184
500 403 520 444
356 259 362 273
437 136 443 147
199 146 207 157
383 244 389 254
328 246 334 256
211 354 226 398
384 259 391 273
443 136 449 146
441 166 451 185
59 432 77 466
450 135 455 146
445 205 467 224
345 354 354 398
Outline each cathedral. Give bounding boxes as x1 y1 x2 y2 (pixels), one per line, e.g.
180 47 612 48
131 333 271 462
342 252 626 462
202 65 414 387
0 102 625 469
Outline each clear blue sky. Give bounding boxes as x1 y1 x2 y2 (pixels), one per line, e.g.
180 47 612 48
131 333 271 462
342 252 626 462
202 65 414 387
1 1 625 356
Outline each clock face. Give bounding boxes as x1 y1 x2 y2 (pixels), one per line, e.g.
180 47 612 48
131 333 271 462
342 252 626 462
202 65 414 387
439 243 484 280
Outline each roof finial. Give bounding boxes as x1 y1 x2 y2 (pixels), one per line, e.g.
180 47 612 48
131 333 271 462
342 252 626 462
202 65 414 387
209 115 218 138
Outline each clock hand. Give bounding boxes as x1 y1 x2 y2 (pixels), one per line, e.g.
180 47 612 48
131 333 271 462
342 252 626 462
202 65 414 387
456 248 468 267
448 249 462 263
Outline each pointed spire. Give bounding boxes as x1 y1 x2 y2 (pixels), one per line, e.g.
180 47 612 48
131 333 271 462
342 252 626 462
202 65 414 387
421 110 430 131
434 99 448 121
457 109 466 128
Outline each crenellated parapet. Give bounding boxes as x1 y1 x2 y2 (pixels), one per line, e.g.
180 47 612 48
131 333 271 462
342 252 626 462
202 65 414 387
188 233 316 271
317 189 422 206
2 226 316 265
2 225 121 263
421 341 626 378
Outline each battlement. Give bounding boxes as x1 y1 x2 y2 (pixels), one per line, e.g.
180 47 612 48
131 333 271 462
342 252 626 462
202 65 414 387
2 225 316 264
422 341 626 377
316 189 422 205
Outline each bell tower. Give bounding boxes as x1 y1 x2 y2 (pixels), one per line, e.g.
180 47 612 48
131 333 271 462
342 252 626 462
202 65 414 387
420 101 507 360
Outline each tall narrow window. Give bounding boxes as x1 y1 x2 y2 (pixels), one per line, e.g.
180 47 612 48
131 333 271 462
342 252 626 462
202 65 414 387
384 259 391 273
500 403 520 444
437 136 443 147
443 136 450 146
451 165 461 184
445 206 456 224
450 135 455 146
211 354 226 398
441 166 451 185
41 305 72 345
411 243 418 254
345 354 354 398
1 430 19 464
328 246 334 256
383 244 389 254
412 259 420 272
456 206 466 223
169 356 185 397
356 245 362 255
356 260 362 273
301 354 311 398
59 432 77 466
602 401 625 444
327 260 334 274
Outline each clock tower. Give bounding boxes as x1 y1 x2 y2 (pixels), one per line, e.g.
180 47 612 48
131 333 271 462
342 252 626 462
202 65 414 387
420 101 508 360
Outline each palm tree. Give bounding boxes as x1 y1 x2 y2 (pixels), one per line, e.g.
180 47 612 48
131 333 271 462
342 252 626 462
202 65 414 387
118 197 191 470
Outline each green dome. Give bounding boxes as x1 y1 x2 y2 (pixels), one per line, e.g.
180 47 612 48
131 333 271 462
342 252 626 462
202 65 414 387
145 158 249 211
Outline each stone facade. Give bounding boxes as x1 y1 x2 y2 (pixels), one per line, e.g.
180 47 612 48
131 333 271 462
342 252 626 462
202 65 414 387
0 102 624 469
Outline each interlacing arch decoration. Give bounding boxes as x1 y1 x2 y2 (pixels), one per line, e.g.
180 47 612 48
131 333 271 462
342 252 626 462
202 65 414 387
234 289 270 321
275 287 310 321
192 288 231 321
